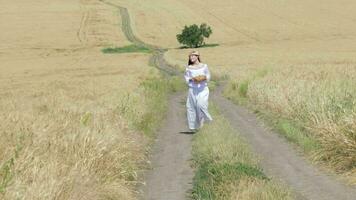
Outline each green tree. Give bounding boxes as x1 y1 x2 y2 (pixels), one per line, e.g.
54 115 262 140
176 23 212 48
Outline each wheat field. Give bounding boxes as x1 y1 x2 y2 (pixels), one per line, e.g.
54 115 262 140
0 0 163 199
1 0 356 198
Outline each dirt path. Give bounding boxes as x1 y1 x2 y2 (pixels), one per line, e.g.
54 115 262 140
100 1 356 199
99 1 193 199
118 5 178 77
212 85 356 200
99 0 178 77
139 94 194 200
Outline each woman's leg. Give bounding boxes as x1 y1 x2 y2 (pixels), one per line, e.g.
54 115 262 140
196 87 213 128
186 88 198 130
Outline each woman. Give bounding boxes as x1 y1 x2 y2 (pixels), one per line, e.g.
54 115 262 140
184 50 213 132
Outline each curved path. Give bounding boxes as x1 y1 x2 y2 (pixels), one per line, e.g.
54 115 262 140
99 0 178 77
100 1 356 199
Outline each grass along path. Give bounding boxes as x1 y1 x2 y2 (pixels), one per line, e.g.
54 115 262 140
102 44 152 54
192 104 293 200
213 84 356 200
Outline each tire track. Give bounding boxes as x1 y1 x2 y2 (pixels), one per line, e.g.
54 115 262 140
99 0 179 77
207 11 262 43
77 4 90 45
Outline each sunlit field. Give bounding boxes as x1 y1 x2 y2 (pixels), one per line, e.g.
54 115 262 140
1 0 356 199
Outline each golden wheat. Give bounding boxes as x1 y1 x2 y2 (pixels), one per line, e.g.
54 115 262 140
0 0 159 199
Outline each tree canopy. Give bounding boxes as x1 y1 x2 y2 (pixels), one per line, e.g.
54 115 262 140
176 23 212 48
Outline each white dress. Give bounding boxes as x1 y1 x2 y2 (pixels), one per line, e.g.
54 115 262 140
184 63 213 130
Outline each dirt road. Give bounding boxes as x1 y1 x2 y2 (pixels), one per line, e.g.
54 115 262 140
99 0 178 77
103 1 356 199
139 94 194 200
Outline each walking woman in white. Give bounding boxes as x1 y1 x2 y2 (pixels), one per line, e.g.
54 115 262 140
184 50 213 132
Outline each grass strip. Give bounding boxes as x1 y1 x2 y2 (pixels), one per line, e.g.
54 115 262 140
102 44 152 54
117 75 185 137
191 105 293 200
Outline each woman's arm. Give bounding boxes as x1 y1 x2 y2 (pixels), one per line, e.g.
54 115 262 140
184 68 192 84
204 64 211 82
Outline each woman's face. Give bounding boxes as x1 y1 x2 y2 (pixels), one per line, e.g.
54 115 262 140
189 54 199 63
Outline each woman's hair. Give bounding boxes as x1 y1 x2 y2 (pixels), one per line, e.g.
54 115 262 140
188 56 201 65
188 53 201 65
